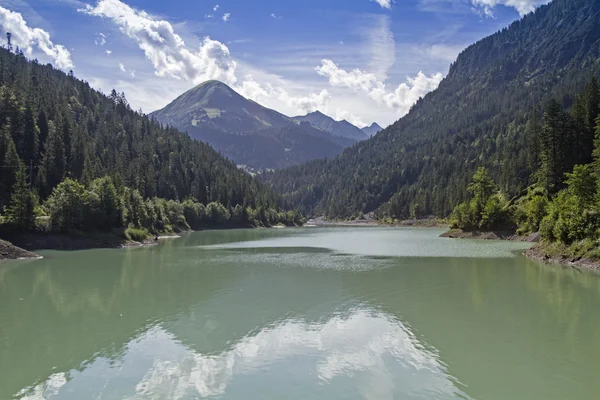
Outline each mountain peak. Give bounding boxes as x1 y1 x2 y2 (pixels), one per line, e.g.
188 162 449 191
361 122 383 137
293 111 367 141
150 80 293 133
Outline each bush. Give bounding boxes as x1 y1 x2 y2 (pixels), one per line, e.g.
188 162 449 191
124 227 151 242
515 187 548 235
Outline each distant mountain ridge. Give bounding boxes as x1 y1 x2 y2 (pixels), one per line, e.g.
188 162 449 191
150 81 361 170
361 123 383 137
292 111 368 141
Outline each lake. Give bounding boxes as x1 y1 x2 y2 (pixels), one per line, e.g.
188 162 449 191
1 227 600 399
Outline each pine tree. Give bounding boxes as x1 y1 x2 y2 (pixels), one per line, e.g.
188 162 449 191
540 99 572 193
41 120 66 197
6 162 36 231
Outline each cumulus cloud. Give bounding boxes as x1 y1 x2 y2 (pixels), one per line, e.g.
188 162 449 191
222 13 230 22
316 59 443 116
80 0 237 85
236 76 330 114
105 49 112 55
372 0 393 9
0 6 74 69
119 62 126 72
270 13 281 19
213 4 219 11
470 0 550 16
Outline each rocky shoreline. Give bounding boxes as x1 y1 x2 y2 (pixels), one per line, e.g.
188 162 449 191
440 228 539 242
524 245 600 272
0 239 42 260
0 233 161 260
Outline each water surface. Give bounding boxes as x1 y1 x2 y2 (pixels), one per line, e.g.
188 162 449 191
1 227 599 399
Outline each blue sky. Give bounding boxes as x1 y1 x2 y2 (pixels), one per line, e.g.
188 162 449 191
0 0 550 127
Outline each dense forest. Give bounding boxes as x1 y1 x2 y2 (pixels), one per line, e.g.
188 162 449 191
264 0 600 220
0 46 302 240
449 78 600 257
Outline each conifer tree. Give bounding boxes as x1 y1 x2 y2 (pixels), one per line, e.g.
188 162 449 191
6 162 36 231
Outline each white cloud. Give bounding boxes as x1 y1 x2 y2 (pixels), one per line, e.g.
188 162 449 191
372 0 393 9
470 0 550 16
105 49 112 55
236 76 330 114
222 13 230 22
335 109 368 128
95 32 106 46
365 15 395 81
0 5 74 69
270 13 281 19
80 0 237 85
213 4 219 11
119 62 126 72
316 59 443 116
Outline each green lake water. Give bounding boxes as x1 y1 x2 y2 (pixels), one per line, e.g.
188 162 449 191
1 227 600 399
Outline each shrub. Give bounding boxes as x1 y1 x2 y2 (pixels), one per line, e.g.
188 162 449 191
124 227 151 242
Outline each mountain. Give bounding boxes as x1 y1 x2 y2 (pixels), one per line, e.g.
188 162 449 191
293 111 368 141
151 81 356 170
361 123 383 137
150 80 293 133
188 122 355 170
265 0 600 219
0 46 293 230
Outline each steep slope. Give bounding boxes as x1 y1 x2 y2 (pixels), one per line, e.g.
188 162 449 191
361 123 383 137
151 82 355 170
265 0 600 218
150 80 292 133
293 111 368 141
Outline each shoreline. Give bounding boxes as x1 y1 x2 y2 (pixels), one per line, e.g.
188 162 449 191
0 239 42 260
440 228 600 272
0 224 301 260
523 244 600 272
310 217 448 229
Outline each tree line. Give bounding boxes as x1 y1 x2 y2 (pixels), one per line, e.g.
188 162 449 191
0 44 301 238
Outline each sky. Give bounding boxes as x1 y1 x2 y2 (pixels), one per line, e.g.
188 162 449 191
0 0 551 128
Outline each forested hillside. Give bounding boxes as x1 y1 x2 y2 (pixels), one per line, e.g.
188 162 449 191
448 78 600 260
0 47 301 238
265 0 600 219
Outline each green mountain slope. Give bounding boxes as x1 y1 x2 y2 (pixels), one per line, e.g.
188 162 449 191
293 111 368 141
265 0 600 219
0 48 284 216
